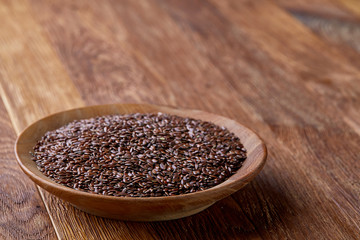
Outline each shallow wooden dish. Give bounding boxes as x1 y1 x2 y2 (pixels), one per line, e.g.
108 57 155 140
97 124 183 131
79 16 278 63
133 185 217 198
15 104 267 221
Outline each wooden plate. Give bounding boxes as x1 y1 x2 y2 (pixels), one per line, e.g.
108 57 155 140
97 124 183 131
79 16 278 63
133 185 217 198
14 104 267 221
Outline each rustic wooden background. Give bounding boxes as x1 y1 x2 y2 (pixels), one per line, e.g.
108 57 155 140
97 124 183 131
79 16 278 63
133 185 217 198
0 0 359 239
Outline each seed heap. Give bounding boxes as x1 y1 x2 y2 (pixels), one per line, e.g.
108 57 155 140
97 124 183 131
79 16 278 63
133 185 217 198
32 113 247 197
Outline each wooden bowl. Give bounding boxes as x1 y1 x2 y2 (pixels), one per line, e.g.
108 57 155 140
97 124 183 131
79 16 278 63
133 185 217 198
15 104 267 221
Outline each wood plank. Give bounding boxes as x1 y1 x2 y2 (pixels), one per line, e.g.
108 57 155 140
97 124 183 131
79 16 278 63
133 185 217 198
152 0 360 238
0 0 84 239
28 0 360 239
28 0 267 239
0 1 156 239
273 0 360 135
209 0 360 135
0 0 84 133
1 0 359 239
273 0 360 66
273 1 360 139
290 12 360 54
0 0 262 239
272 0 359 21
337 0 360 17
0 100 56 239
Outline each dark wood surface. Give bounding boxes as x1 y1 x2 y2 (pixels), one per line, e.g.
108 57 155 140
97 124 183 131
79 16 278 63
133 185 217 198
0 0 359 239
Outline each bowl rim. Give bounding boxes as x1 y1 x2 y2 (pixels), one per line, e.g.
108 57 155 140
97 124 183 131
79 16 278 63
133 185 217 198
15 103 267 202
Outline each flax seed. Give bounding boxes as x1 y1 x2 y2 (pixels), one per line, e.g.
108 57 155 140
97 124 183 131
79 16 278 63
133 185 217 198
32 113 246 197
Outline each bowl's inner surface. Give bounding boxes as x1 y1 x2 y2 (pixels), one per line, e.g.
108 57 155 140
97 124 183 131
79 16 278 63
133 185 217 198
16 104 266 201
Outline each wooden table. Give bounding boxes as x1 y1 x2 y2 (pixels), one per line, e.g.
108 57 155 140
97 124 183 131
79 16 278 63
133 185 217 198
0 0 359 239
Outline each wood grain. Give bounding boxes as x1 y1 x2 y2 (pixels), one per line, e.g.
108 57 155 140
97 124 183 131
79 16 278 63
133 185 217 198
0 0 359 239
0 0 82 239
27 2 272 238
291 12 360 53
29 0 360 238
272 0 359 21
0 0 84 133
273 0 360 67
13 1 269 238
337 0 360 17
0 100 56 239
209 0 360 134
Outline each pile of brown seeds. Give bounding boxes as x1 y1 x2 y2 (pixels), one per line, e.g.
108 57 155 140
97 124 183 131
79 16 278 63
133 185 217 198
32 113 247 197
